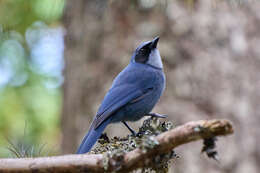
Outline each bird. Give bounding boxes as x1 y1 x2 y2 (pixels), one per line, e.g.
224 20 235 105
76 36 166 154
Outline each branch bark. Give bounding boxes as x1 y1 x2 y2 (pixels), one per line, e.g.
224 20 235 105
0 119 233 173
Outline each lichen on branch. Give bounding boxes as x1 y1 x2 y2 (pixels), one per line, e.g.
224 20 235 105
0 118 233 173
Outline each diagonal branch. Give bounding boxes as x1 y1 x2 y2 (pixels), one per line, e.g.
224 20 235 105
0 119 233 173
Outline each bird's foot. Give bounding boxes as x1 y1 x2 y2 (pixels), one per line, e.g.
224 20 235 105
122 121 137 136
146 113 168 119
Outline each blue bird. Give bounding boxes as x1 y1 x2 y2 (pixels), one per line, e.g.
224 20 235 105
76 37 166 154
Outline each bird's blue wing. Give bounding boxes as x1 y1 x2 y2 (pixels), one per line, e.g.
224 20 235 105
77 84 147 153
92 63 158 129
92 84 144 129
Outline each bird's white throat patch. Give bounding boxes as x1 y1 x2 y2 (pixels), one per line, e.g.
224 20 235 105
147 49 163 69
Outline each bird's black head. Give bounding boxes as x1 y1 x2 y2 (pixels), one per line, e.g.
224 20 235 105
131 37 163 69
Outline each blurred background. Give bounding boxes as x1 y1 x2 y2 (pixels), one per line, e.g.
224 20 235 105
0 0 260 172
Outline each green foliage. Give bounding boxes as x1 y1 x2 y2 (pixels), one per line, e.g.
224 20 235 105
0 0 65 157
0 0 65 33
32 0 65 22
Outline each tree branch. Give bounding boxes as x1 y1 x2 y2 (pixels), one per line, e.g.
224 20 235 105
0 119 233 173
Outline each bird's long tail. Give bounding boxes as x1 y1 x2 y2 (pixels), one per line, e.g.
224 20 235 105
76 118 111 154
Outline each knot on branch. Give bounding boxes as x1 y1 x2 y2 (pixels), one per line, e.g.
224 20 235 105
193 119 234 138
0 118 233 173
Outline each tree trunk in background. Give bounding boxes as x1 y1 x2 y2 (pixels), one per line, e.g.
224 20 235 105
61 1 260 172
61 0 107 154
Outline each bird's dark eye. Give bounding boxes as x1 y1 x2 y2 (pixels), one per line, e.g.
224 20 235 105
135 47 151 64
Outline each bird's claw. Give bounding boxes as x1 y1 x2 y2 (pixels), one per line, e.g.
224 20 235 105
122 121 137 136
146 113 168 119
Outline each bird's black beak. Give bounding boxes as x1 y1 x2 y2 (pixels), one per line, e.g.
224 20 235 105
150 36 160 49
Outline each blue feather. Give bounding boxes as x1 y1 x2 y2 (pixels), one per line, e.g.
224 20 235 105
76 37 165 154
76 117 111 154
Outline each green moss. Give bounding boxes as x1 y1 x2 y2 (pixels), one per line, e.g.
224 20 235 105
90 117 178 172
